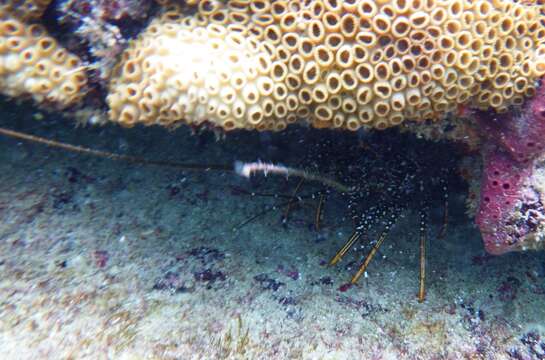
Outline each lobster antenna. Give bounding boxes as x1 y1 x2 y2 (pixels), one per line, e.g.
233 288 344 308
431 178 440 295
0 127 350 192
235 160 351 193
0 126 231 172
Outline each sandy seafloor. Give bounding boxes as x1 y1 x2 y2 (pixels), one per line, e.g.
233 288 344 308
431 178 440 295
0 100 544 360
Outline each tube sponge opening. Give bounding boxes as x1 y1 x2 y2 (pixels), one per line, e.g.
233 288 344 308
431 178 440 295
0 9 88 109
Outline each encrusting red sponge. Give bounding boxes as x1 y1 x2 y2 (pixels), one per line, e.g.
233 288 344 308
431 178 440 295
476 82 545 254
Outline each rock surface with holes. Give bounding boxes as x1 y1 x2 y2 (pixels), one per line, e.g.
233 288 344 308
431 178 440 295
476 145 534 254
107 0 545 131
476 84 545 254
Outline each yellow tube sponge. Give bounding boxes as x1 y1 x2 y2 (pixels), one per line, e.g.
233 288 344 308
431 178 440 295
108 0 545 131
0 11 88 109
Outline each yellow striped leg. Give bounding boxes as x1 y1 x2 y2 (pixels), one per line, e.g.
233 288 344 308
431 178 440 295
315 193 325 231
351 228 388 284
329 231 362 266
418 209 427 303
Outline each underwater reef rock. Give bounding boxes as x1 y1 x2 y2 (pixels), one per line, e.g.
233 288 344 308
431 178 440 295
0 0 545 257
58 0 152 22
477 83 545 163
55 0 155 84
